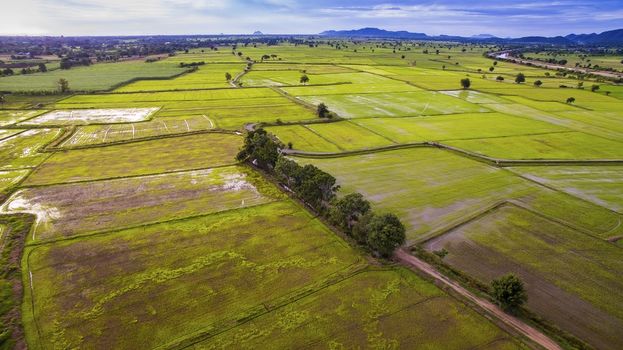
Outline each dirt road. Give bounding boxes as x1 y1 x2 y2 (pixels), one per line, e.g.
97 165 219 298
394 248 563 350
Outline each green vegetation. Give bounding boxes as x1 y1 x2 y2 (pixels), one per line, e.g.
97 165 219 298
1 41 622 350
0 60 186 93
24 133 242 185
425 204 623 349
491 274 528 311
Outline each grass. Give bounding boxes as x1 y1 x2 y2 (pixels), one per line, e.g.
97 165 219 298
49 88 317 129
0 61 187 93
193 269 526 349
509 165 623 213
115 63 245 92
0 170 29 193
424 204 623 350
445 132 623 160
4 166 284 241
0 110 45 126
23 133 242 185
0 129 62 170
60 115 216 147
22 200 363 349
298 148 621 243
294 91 489 119
267 125 342 153
353 112 568 143
18 108 158 126
5 42 623 350
304 122 395 150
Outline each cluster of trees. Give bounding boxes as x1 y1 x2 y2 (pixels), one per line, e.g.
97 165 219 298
60 57 91 70
0 63 47 76
179 61 205 68
260 54 278 61
236 128 406 257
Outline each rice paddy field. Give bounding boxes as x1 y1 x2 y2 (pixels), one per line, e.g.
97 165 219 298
0 60 187 92
1 41 622 350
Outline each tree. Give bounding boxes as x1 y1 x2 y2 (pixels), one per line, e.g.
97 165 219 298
57 78 70 93
491 274 527 311
225 72 232 81
330 193 371 232
297 164 339 211
566 97 576 104
352 212 374 244
38 63 47 72
236 128 280 170
496 76 505 82
533 80 543 87
460 78 471 89
274 156 300 189
300 74 309 85
366 213 406 257
489 66 494 72
317 103 329 118
515 73 526 84
591 84 600 92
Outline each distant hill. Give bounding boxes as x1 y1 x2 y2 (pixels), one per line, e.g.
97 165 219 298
320 27 428 39
471 34 497 39
319 27 623 45
565 29 623 44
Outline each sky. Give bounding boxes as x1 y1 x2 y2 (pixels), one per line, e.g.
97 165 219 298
2 0 623 37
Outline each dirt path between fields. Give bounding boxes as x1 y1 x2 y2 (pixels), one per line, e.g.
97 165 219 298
394 248 563 350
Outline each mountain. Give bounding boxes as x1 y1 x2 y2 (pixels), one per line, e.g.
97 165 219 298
565 29 623 44
511 36 573 45
471 34 497 39
320 27 428 39
319 27 623 45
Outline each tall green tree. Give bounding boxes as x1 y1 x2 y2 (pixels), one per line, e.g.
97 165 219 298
491 274 528 311
57 78 70 93
300 74 310 85
330 193 371 232
317 103 330 118
274 156 300 188
366 213 406 257
236 128 280 170
297 164 339 211
515 73 526 84
460 78 471 89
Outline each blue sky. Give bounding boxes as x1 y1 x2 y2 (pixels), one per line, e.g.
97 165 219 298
2 0 623 37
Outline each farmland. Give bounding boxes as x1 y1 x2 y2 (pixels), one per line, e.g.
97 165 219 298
0 60 187 93
0 39 622 350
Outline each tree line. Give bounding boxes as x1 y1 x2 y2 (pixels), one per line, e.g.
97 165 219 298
236 128 406 257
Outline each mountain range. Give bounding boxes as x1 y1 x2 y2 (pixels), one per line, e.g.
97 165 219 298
319 27 623 45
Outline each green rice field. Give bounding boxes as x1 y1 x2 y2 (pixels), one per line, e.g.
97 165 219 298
1 41 622 350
